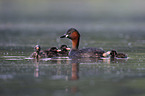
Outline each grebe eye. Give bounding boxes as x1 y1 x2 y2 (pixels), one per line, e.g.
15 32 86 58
67 31 71 35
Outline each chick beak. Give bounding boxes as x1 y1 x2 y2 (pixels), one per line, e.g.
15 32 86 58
57 49 61 52
103 51 111 57
66 48 71 51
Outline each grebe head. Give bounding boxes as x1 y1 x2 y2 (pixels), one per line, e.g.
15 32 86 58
60 45 67 49
34 45 41 52
60 45 70 51
110 50 117 58
50 47 58 52
60 28 80 50
60 28 80 40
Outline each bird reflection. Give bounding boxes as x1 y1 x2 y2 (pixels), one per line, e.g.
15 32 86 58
34 59 39 78
71 59 79 80
110 58 128 63
32 57 128 95
32 57 127 79
69 59 80 94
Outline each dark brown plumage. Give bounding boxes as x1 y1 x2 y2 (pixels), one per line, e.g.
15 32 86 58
60 28 106 58
110 50 127 58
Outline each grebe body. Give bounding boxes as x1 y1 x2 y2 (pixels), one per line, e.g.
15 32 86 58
60 28 106 58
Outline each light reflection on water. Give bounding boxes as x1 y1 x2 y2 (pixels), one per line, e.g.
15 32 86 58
1 55 130 81
1 54 145 96
1 55 130 80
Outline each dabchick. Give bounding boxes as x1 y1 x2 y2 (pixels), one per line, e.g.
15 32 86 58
57 45 70 56
60 28 108 58
30 45 47 59
110 50 127 58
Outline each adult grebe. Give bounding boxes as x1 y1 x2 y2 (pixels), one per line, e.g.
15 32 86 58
60 28 108 58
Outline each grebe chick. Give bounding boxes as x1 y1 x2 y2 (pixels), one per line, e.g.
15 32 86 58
30 45 47 59
110 50 127 58
44 47 59 57
57 45 70 56
60 45 70 51
60 28 107 58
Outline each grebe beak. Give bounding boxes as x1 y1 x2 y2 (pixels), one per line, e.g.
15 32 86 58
107 51 111 55
60 34 66 38
57 49 61 52
103 51 111 57
66 48 71 51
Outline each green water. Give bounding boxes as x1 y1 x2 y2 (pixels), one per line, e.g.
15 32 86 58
1 0 145 96
1 29 145 96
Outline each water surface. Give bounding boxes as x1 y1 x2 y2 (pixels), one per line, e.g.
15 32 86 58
1 0 145 96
